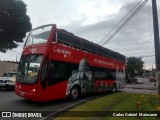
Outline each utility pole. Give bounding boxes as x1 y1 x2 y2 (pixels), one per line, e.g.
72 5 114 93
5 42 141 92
152 0 160 70
152 0 160 99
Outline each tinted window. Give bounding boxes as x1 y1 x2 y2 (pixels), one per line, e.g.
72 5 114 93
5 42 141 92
91 67 107 80
82 40 97 53
57 30 81 49
91 66 116 80
94 71 107 80
6 73 17 77
40 59 48 89
48 61 78 86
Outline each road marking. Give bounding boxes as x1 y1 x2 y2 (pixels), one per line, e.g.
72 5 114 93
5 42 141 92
39 96 96 120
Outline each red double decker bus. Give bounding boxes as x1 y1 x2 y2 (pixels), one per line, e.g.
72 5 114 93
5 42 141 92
15 24 126 101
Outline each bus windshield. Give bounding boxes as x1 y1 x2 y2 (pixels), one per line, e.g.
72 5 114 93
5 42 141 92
17 55 43 84
25 25 52 46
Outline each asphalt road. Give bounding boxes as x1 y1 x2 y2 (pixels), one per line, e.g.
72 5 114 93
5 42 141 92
120 78 158 95
0 79 157 112
0 88 97 120
0 78 157 120
119 87 157 94
0 89 70 111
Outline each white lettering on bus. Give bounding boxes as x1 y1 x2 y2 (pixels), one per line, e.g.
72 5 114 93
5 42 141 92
53 46 71 55
29 48 37 53
94 59 113 66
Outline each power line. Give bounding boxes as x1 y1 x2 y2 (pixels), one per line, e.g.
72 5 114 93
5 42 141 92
101 0 148 46
102 0 148 46
99 0 142 44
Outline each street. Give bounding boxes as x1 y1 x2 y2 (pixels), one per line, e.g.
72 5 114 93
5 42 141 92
0 89 98 111
120 87 157 94
0 89 71 111
120 78 158 95
0 78 157 120
0 89 97 120
0 88 97 120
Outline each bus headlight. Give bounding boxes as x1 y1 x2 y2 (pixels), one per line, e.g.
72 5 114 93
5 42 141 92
30 88 37 92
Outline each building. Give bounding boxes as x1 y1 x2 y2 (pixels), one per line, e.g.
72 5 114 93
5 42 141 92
0 61 18 77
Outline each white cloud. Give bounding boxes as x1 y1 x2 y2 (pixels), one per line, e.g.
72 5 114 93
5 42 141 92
1 0 160 69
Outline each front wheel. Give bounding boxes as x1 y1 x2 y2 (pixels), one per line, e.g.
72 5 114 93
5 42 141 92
69 87 80 101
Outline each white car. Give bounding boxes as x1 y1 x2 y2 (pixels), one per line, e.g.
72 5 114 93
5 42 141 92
0 72 17 89
136 78 143 84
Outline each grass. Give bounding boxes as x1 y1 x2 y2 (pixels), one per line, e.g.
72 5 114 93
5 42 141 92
55 92 160 120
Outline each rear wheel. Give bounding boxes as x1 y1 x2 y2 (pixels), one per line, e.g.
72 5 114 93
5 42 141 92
69 87 80 101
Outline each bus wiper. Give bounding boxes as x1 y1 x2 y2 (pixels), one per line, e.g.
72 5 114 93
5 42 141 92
28 55 39 66
30 55 39 63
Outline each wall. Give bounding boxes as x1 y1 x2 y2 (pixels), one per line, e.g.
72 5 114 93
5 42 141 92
0 61 18 77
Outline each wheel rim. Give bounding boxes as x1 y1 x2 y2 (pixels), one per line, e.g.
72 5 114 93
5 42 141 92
71 89 78 99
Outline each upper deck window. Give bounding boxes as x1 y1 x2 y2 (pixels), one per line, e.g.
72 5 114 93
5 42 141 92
25 25 52 46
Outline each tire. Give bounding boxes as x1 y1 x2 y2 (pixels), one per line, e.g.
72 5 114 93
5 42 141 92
69 87 80 101
112 84 116 93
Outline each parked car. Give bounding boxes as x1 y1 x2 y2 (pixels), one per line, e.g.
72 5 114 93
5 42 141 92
136 78 144 84
0 71 17 89
148 76 156 82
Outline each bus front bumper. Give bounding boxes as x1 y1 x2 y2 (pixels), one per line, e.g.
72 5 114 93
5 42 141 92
15 88 38 101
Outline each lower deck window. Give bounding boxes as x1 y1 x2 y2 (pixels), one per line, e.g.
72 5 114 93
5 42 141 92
48 60 116 86
48 61 78 86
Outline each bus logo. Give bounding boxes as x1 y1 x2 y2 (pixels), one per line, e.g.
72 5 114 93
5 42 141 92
53 46 71 56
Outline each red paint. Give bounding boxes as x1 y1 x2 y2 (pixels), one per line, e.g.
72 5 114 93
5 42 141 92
49 44 124 70
15 24 125 101
15 81 68 101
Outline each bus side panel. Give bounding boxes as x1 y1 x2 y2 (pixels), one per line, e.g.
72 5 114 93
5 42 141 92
50 44 125 71
38 81 68 101
95 80 115 92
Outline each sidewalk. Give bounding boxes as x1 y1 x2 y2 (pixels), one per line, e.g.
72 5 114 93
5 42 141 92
125 83 157 90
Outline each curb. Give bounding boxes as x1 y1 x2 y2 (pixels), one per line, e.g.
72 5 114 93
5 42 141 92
125 87 157 90
39 95 98 120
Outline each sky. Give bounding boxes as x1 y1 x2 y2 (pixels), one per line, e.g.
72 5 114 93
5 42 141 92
0 0 159 70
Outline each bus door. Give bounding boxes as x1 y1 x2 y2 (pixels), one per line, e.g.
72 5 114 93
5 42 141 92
40 58 48 89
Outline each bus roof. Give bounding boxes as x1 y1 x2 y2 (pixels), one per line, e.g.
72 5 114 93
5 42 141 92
28 24 126 63
57 29 126 63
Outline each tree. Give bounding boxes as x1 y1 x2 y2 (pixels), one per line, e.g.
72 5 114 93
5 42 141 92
0 0 32 52
126 57 144 78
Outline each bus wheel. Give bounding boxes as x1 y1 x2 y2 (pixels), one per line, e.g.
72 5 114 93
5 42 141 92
69 87 80 101
112 84 116 93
